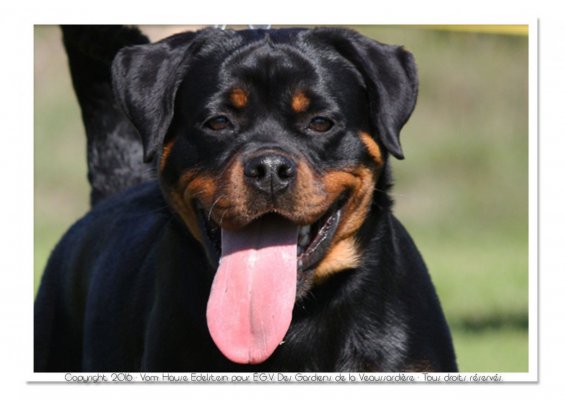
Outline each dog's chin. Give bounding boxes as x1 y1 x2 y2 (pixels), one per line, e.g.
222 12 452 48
194 192 349 272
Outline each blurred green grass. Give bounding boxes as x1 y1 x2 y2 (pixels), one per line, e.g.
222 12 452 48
34 25 529 373
34 26 89 294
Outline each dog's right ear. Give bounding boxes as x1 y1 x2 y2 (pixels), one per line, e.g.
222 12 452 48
303 28 418 160
111 32 197 162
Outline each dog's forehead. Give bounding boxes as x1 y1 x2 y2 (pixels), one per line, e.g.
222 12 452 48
225 44 318 89
173 28 369 118
184 29 363 105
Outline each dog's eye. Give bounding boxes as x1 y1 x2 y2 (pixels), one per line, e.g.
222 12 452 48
308 117 334 133
204 116 233 131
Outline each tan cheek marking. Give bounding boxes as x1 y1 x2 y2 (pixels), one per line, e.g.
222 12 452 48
159 137 177 171
230 88 248 108
359 131 383 166
165 172 219 245
185 175 218 204
313 167 376 284
175 160 252 231
291 91 310 112
323 168 376 239
215 160 257 230
314 238 360 281
291 161 331 223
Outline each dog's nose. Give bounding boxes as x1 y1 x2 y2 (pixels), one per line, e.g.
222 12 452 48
244 153 296 194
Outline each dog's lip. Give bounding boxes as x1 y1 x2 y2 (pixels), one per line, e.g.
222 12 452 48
296 201 343 270
194 192 349 271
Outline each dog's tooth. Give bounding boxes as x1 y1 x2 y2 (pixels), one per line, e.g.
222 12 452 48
299 233 310 248
298 226 309 248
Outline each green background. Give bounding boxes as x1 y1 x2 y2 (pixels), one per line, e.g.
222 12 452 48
34 25 530 372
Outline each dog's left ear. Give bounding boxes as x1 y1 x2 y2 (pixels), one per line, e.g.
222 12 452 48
305 29 418 159
111 32 198 162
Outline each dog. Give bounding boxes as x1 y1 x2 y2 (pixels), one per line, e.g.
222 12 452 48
34 25 457 372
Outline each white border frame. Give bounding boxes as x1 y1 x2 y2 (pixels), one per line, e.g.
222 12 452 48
27 21 538 383
6 1 561 396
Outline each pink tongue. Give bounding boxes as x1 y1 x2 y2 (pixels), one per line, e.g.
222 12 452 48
206 216 298 364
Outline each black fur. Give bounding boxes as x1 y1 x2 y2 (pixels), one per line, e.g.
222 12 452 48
35 26 457 372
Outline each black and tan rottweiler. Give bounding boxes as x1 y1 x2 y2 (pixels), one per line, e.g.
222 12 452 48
34 25 457 372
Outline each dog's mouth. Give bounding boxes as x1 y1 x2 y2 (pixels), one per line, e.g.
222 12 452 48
195 192 347 271
195 193 347 366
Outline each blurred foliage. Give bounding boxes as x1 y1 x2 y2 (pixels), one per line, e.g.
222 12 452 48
34 25 529 372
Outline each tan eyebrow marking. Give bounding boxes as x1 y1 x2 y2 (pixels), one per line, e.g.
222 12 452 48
229 87 248 108
291 91 310 113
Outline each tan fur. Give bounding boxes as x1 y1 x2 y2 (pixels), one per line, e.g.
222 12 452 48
312 167 376 283
166 171 220 245
230 87 248 108
159 137 176 171
163 146 381 285
359 131 383 166
322 167 376 240
291 91 310 112
314 237 360 281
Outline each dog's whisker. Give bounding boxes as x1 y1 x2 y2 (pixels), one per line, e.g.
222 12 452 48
188 189 209 199
208 194 226 221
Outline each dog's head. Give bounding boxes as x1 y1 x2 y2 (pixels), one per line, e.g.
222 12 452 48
112 27 417 365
